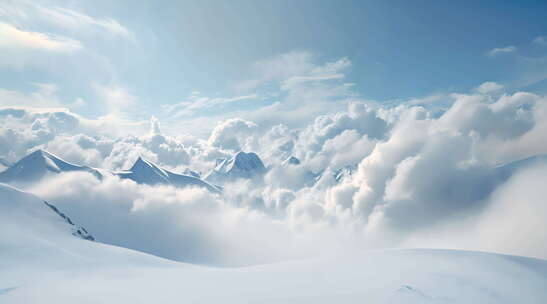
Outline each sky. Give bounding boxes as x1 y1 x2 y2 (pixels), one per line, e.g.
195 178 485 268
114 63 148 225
1 0 547 136
1 0 547 266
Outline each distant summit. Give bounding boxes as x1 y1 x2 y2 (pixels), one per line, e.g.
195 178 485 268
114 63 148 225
283 156 301 166
205 151 266 184
117 156 221 193
0 149 102 184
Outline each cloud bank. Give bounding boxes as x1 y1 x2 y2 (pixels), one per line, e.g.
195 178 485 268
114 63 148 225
2 80 547 266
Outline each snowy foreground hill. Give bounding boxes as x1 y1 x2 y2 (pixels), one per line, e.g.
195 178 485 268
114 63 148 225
1 184 547 303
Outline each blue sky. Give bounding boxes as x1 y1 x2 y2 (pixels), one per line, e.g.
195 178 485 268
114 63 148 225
1 0 546 135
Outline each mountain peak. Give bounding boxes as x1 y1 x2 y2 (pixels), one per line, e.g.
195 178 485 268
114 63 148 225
29 148 45 155
127 156 169 182
205 151 266 184
0 149 102 184
26 149 50 160
118 157 220 192
231 151 266 172
130 156 149 171
283 156 301 166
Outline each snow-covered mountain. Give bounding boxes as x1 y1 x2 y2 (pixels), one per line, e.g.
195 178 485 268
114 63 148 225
0 149 102 185
182 168 201 178
283 156 301 166
0 150 220 193
205 151 266 184
117 156 221 193
334 165 355 182
0 183 94 242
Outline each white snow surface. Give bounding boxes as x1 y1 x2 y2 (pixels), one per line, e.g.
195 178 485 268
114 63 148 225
1 184 546 303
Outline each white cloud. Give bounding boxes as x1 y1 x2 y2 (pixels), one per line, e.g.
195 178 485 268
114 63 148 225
0 1 132 39
475 81 504 94
164 94 258 118
533 35 547 46
26 172 340 265
149 116 161 136
3 83 547 264
37 6 131 39
0 22 81 68
281 74 345 91
93 84 137 115
0 22 82 52
487 45 517 57
208 118 258 151
0 83 86 110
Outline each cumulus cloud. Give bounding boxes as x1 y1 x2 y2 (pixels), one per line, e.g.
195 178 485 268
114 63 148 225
208 118 258 151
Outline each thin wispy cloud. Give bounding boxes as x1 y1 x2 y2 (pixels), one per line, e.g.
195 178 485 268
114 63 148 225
0 1 132 39
164 94 259 118
533 35 547 46
487 45 517 56
93 84 137 117
0 22 81 52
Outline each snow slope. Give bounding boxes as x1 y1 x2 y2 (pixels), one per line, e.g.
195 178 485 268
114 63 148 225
116 156 221 193
1 185 547 303
205 151 266 184
0 183 94 243
0 149 102 185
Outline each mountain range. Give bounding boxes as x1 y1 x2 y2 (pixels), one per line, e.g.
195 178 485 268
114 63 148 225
0 149 271 193
1 149 547 196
